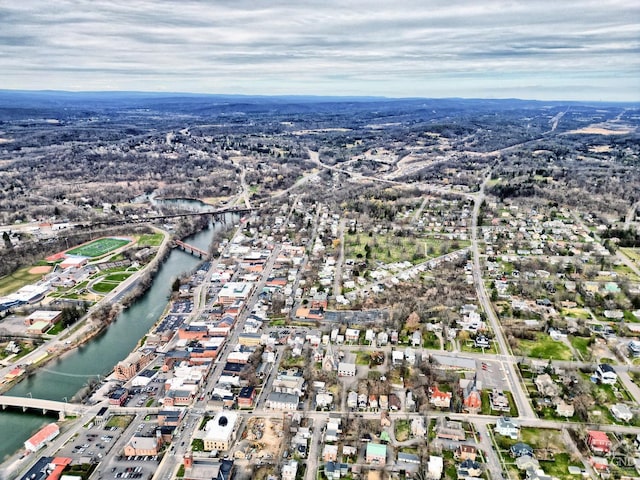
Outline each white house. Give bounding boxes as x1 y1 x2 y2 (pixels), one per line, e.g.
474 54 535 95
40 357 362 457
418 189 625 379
596 364 617 384
495 417 519 439
610 403 633 422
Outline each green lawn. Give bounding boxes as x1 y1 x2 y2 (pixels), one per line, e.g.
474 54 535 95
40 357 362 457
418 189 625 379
0 266 44 296
569 335 592 360
355 351 371 365
67 237 130 258
92 281 119 293
105 415 134 429
137 233 164 247
395 419 410 442
540 453 584 479
515 333 573 360
620 247 640 264
103 273 132 282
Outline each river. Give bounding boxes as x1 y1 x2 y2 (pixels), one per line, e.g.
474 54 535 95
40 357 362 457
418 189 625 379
0 211 237 462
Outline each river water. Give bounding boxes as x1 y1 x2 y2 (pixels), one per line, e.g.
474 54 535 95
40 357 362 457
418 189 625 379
0 211 236 462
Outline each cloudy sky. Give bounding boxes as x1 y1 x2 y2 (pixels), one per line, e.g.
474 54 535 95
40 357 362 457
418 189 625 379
1 0 638 100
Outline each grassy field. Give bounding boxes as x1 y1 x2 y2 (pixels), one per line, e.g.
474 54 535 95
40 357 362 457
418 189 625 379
394 419 410 442
569 335 592 360
137 233 164 247
105 415 134 429
0 266 44 296
92 281 119 294
621 247 640 264
515 333 573 360
67 237 130 258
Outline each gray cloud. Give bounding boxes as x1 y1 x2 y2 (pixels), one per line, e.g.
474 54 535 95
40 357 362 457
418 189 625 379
0 0 638 100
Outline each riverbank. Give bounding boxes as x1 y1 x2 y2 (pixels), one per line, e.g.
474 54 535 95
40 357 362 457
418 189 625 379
0 215 234 466
0 228 171 396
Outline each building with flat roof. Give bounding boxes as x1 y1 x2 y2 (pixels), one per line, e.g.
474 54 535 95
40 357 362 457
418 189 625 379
203 412 239 451
365 443 387 465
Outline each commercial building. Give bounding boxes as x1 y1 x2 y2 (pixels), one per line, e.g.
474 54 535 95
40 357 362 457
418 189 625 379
24 423 60 452
203 412 239 451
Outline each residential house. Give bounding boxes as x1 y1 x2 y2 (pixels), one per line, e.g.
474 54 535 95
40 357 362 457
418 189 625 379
587 430 611 454
365 443 387 465
610 403 633 422
515 455 540 471
455 445 478 461
534 374 560 398
411 417 426 437
265 392 298 411
490 389 510 412
590 456 610 475
556 401 575 418
398 452 421 465
457 459 482 478
596 364 617 384
388 393 402 411
282 460 298 480
429 386 452 409
474 335 490 349
347 391 358 409
495 417 519 440
427 456 443 479
316 392 334 409
628 340 640 358
510 442 534 458
323 444 338 462
345 328 360 343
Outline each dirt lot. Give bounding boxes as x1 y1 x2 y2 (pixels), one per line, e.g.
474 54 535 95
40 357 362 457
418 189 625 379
235 417 284 461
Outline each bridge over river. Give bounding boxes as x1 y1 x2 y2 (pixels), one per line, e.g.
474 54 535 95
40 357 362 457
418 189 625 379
0 395 88 418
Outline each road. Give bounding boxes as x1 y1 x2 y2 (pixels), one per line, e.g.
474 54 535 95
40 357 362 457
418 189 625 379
471 172 536 419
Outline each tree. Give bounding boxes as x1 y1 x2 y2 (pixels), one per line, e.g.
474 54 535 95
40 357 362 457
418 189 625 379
2 231 12 249
405 311 421 332
171 278 181 292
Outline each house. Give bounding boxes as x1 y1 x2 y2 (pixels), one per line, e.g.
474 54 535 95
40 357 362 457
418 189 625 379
596 363 617 384
474 335 490 349
495 417 519 440
316 392 334 409
388 393 402 411
534 374 560 398
590 456 610 474
398 451 421 467
628 340 640 358
412 330 422 347
430 386 452 409
556 401 575 418
515 455 540 471
337 362 356 377
265 392 298 411
323 444 338 462
282 460 298 480
457 459 482 478
411 417 426 437
490 389 510 412
587 430 611 454
510 442 534 458
610 403 633 422
345 328 360 343
347 391 358 409
455 444 478 461
365 443 387 465
427 456 443 479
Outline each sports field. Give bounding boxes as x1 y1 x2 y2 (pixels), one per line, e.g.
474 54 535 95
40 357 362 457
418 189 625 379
67 237 130 258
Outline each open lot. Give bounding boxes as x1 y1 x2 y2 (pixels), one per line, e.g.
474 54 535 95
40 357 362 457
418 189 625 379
514 333 573 361
67 237 131 258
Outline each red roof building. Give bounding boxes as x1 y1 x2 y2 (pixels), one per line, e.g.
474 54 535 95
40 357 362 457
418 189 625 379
587 430 612 454
24 423 60 452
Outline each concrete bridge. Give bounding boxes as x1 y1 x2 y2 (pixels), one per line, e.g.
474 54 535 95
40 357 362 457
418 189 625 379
0 395 88 418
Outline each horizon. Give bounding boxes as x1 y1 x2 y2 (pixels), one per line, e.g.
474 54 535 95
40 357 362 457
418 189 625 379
1 88 638 106
1 1 638 102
